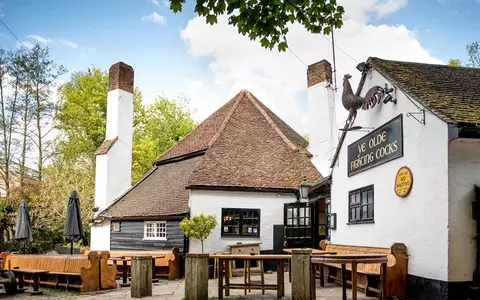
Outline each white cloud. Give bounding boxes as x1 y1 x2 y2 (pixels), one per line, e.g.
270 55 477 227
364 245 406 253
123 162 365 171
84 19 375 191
142 12 166 25
27 34 78 49
150 0 160 6
162 0 170 8
180 0 441 134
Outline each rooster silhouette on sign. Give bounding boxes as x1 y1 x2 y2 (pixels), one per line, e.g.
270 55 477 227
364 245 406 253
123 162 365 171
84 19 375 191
342 74 385 126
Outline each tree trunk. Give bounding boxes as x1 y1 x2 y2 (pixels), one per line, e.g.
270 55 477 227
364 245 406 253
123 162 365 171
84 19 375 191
35 86 42 180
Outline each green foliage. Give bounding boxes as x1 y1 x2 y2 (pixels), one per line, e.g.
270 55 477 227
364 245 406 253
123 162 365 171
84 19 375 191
57 69 196 183
168 0 344 51
448 59 462 67
132 96 196 182
56 69 143 164
180 213 217 253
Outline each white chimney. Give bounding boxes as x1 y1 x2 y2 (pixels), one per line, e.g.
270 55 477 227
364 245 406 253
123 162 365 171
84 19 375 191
90 62 133 250
94 62 134 212
307 60 338 176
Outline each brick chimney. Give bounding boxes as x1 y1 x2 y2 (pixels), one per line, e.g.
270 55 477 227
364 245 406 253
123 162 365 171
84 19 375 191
307 60 332 87
307 59 337 176
91 62 134 251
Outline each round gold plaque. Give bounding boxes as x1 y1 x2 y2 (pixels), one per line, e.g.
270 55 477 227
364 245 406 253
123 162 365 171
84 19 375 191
394 166 413 197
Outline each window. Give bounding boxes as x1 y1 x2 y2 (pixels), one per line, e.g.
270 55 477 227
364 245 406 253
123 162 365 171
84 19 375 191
144 221 167 240
348 185 374 224
284 204 311 241
112 222 121 232
221 208 260 237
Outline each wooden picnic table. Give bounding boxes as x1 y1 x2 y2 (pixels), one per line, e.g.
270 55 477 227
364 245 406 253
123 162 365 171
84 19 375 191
211 254 290 299
283 248 337 282
11 268 49 295
110 255 165 286
311 254 388 300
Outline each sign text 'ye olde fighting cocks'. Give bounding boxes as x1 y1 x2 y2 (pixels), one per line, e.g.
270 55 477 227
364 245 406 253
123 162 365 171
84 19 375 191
347 115 403 176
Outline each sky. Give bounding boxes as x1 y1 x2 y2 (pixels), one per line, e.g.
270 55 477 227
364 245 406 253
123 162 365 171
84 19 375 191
0 0 479 136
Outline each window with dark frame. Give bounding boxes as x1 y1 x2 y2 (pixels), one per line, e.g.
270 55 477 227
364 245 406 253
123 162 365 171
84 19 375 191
221 208 260 237
348 185 374 224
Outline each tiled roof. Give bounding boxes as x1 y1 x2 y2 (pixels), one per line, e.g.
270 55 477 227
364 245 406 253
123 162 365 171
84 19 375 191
100 155 203 219
186 90 320 190
101 90 321 218
369 57 480 124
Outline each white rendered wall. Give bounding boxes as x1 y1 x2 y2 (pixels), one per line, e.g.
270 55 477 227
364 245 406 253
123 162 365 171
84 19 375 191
331 70 449 281
90 220 111 251
448 139 480 281
308 81 337 176
189 190 297 253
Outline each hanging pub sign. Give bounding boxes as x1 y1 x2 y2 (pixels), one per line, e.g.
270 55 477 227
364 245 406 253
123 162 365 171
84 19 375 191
394 166 413 197
347 114 403 176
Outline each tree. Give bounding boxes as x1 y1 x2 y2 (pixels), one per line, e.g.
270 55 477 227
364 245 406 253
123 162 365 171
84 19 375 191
466 41 480 68
448 59 462 67
169 0 344 51
23 44 66 180
132 96 196 181
180 213 217 253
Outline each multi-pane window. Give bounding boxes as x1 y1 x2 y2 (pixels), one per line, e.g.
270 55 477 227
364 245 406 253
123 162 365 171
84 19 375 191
348 185 374 223
285 204 311 240
144 221 167 240
221 208 260 237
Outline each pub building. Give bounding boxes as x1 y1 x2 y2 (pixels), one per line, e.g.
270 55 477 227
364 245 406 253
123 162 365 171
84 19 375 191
305 57 480 299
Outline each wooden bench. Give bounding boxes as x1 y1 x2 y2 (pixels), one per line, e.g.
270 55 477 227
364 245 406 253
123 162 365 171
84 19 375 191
0 251 116 293
319 240 407 299
87 247 181 280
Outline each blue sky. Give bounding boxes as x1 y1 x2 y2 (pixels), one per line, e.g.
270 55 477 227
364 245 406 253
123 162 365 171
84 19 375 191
0 0 479 133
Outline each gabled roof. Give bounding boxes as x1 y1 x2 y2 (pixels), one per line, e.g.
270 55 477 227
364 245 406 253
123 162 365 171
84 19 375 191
369 57 480 124
155 90 309 163
186 90 319 190
100 90 321 219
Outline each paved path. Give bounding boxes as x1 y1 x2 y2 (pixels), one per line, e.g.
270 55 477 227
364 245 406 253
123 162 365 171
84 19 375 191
0 273 376 299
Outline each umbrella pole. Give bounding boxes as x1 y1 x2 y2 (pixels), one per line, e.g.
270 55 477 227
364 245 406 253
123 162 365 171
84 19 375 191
70 242 73 255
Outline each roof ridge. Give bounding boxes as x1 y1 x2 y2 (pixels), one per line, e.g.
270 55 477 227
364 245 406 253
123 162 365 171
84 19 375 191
207 91 244 147
369 57 480 71
244 91 298 151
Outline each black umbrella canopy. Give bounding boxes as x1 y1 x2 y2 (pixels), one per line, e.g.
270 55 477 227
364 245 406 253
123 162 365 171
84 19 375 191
63 190 85 243
14 199 32 244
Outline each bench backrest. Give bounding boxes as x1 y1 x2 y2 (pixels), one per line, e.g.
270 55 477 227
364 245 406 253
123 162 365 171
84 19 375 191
323 243 392 274
87 247 180 267
2 253 94 274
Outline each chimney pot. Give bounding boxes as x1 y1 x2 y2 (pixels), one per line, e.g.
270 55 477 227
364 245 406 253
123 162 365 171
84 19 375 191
307 60 332 87
108 62 134 93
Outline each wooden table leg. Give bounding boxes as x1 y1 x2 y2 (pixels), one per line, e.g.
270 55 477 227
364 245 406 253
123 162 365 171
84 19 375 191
276 260 284 299
288 258 292 283
218 258 224 299
152 258 159 283
244 260 248 295
341 263 347 300
311 262 317 299
352 262 358 300
320 263 325 287
17 273 25 292
120 260 130 287
381 262 387 300
225 259 230 297
30 274 43 295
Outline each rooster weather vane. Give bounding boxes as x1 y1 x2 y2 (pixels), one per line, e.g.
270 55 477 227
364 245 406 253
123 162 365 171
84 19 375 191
341 74 395 127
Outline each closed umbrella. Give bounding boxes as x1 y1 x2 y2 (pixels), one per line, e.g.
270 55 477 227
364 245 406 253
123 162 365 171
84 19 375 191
63 190 85 254
14 199 32 253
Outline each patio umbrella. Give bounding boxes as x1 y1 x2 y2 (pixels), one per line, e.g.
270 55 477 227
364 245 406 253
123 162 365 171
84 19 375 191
63 190 85 254
14 199 32 253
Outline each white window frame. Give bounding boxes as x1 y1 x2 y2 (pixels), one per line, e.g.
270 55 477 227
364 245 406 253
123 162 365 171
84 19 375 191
143 221 167 241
